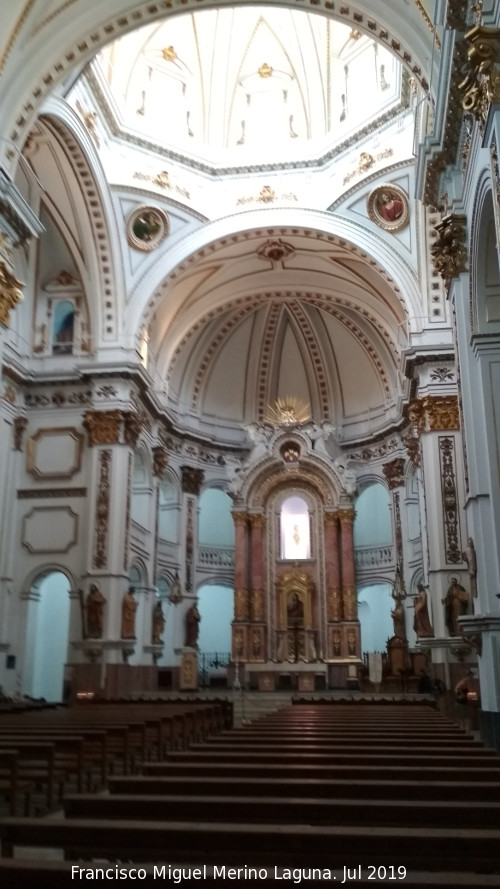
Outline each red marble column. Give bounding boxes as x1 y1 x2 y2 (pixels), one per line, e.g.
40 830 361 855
339 508 356 620
232 511 249 621
324 511 342 621
249 514 266 622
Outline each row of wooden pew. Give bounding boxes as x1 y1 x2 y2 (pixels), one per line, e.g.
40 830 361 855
1 700 500 887
0 698 229 815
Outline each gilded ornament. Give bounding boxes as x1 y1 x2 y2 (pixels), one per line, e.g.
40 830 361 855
123 412 142 448
181 465 204 495
251 588 265 622
327 587 342 622
234 588 250 621
459 26 500 127
84 410 122 446
0 260 23 327
337 508 355 525
342 586 357 621
152 446 168 477
382 458 406 489
258 62 273 78
430 215 467 285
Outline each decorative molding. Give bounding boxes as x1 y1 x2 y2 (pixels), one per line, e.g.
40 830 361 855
0 259 23 327
234 588 249 622
25 389 92 408
185 497 194 594
459 25 500 129
18 487 87 499
430 214 468 287
407 396 460 432
401 428 421 468
93 449 111 569
342 149 394 186
382 457 406 489
84 410 122 446
439 436 462 565
181 465 204 495
123 411 142 448
152 446 168 478
13 416 27 451
123 452 133 572
22 505 78 553
27 426 83 479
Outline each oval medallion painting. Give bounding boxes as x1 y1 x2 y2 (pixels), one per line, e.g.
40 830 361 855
127 207 169 251
367 185 409 233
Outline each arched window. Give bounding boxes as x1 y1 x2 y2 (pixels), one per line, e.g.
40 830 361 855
280 495 311 559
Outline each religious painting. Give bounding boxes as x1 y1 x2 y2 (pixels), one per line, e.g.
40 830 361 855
126 206 169 251
367 184 409 233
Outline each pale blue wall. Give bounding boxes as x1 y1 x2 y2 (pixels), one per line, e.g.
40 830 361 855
353 482 392 547
197 584 233 653
198 489 234 546
27 572 71 701
358 583 394 652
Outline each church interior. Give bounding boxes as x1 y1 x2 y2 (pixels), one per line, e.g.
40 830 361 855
2 0 500 882
1 0 500 738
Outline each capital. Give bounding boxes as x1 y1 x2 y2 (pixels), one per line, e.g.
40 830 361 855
0 259 23 328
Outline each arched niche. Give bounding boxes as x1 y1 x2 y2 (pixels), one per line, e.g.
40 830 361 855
23 569 72 702
473 186 500 332
279 495 311 560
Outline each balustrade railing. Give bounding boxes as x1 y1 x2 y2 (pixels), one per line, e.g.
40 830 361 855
198 546 235 569
354 544 394 569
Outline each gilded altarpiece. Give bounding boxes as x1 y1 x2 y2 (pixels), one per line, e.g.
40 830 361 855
230 428 360 671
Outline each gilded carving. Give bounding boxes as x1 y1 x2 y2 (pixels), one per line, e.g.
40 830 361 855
93 449 111 569
401 428 421 468
234 588 249 621
382 458 406 489
327 587 342 622
459 25 500 127
439 436 462 564
123 412 142 448
251 588 265 622
152 446 168 477
430 214 467 285
0 259 23 327
324 512 338 528
407 396 459 433
13 416 27 451
181 465 204 495
337 509 355 525
84 410 122 446
249 514 266 529
232 511 249 527
342 586 357 621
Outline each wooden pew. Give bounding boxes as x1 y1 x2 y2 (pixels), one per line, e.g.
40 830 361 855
62 790 500 828
1 817 500 871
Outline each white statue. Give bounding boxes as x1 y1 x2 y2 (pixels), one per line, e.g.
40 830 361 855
305 421 335 457
244 423 271 466
225 455 243 496
333 456 357 495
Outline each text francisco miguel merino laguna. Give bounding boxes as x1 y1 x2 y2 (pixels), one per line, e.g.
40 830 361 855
71 864 407 882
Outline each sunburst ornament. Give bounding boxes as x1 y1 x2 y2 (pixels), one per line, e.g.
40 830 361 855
265 397 311 427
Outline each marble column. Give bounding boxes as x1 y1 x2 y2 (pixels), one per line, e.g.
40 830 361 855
232 511 250 621
249 514 266 623
324 511 341 621
338 508 356 621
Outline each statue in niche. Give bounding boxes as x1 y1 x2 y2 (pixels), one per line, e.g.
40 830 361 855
287 593 304 628
185 602 201 647
333 456 357 495
85 584 106 639
121 586 137 639
413 584 434 638
443 578 468 636
152 602 165 644
462 537 477 598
